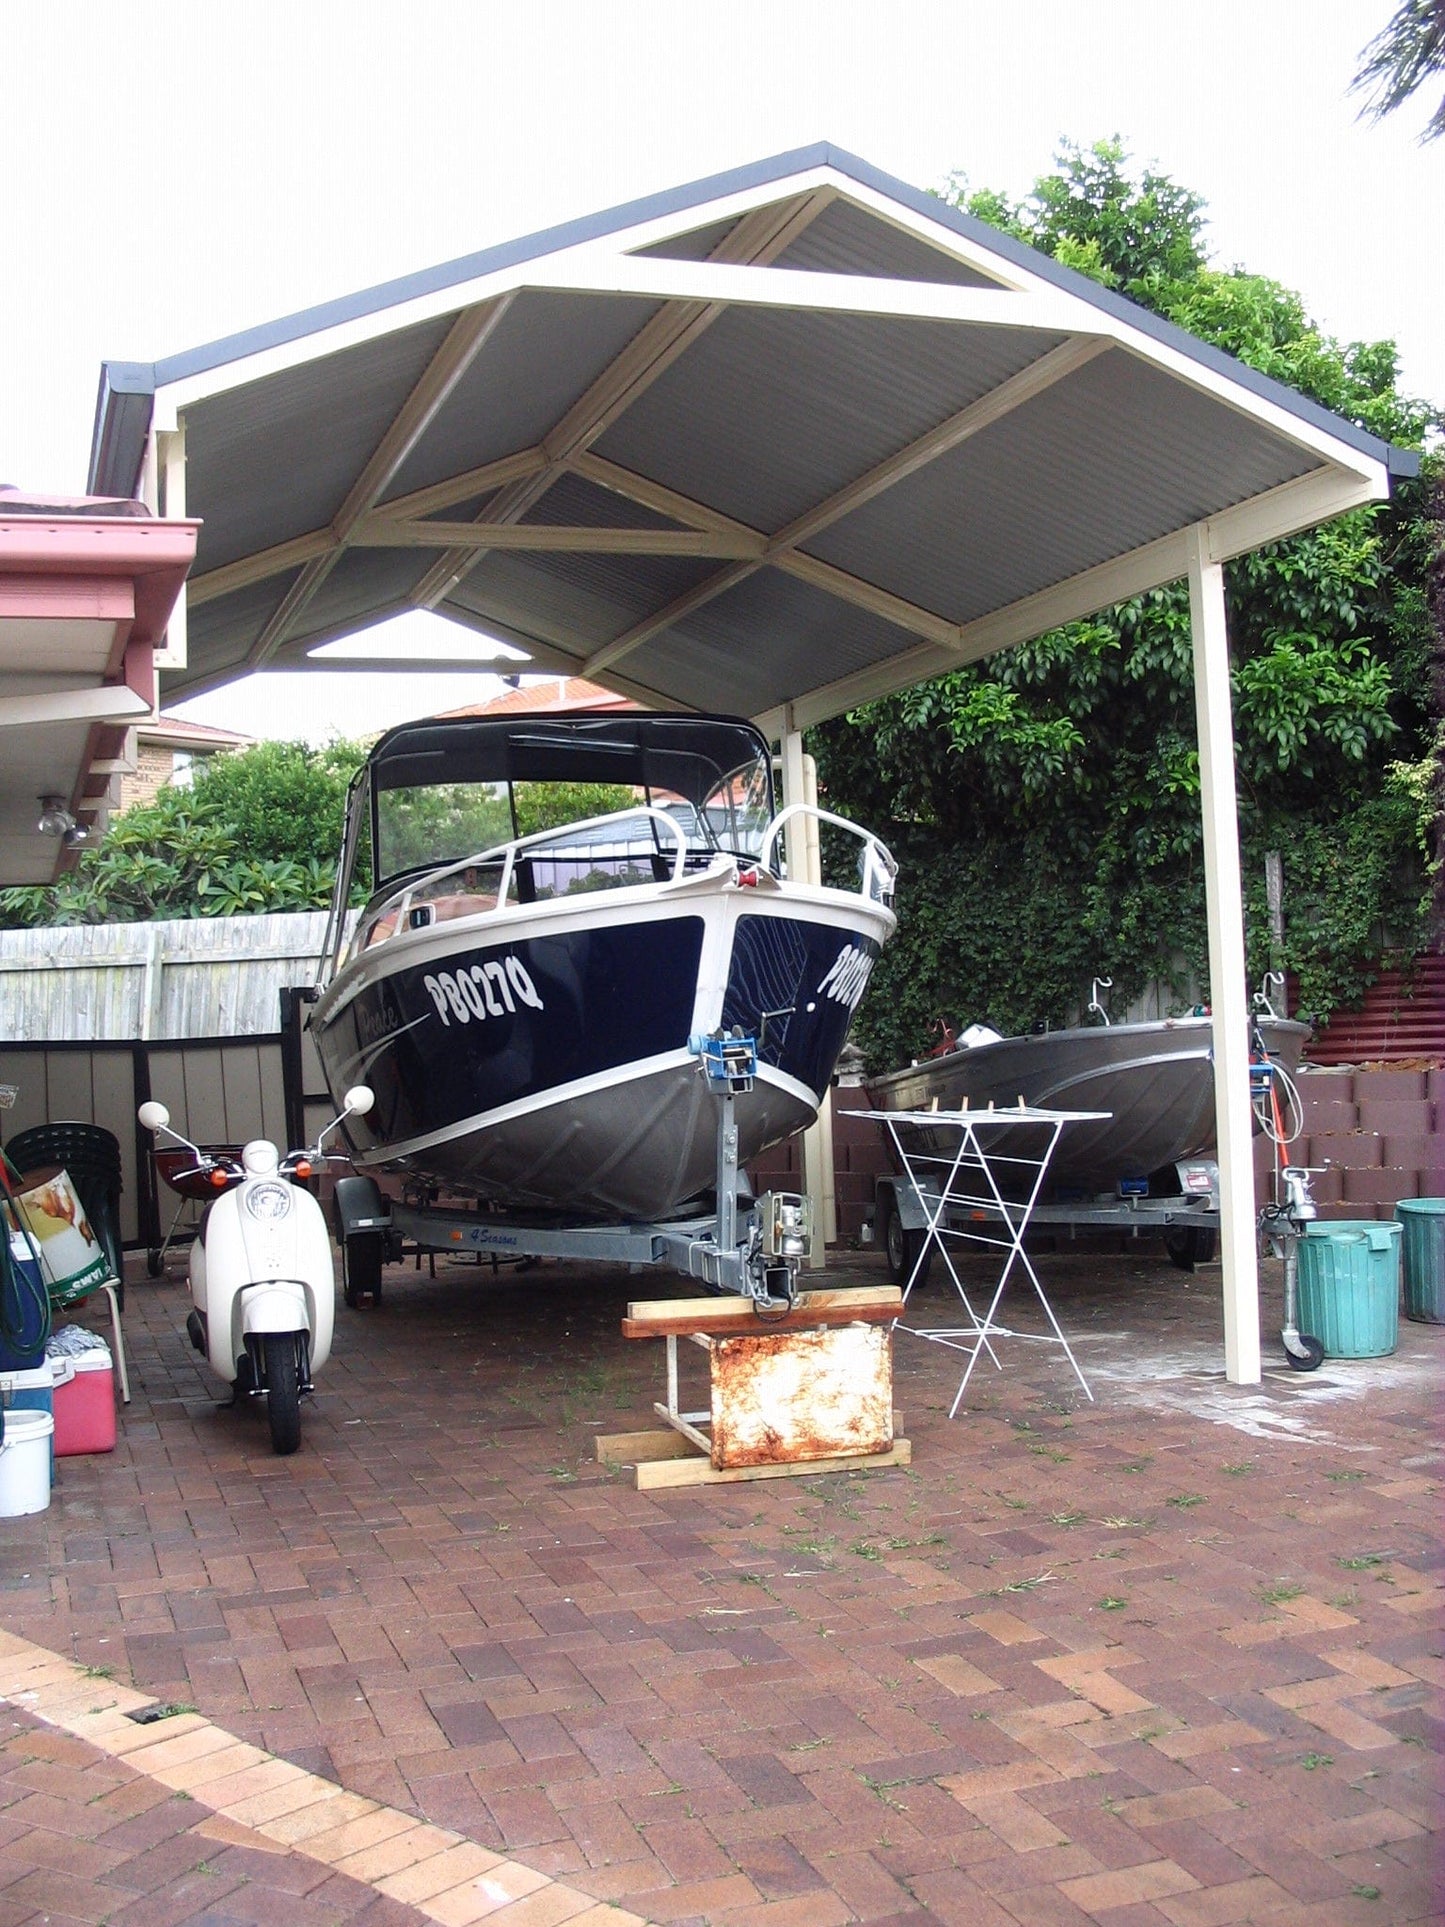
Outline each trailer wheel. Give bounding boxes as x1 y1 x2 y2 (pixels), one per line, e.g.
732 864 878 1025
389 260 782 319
342 1232 383 1308
146 1247 164 1277
1284 1332 1326 1371
1166 1226 1216 1271
882 1194 933 1290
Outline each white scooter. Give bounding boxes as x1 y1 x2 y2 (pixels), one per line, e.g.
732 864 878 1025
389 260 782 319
137 1086 374 1455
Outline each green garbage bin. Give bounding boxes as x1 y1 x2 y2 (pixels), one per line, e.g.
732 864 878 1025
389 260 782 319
1297 1221 1401 1359
1396 1199 1445 1324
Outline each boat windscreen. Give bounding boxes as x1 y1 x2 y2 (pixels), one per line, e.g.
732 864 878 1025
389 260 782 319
367 712 774 888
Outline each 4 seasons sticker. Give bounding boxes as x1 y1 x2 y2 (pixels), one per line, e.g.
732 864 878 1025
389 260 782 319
424 956 544 1027
817 943 874 1010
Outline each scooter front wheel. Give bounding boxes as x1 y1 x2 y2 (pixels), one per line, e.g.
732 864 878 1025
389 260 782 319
262 1333 302 1455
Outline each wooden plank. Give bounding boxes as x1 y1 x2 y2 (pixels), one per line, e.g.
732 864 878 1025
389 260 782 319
634 1438 912 1491
594 1428 697 1466
623 1285 901 1340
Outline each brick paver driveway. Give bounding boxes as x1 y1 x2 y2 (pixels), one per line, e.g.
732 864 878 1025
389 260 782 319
2 1243 1439 1925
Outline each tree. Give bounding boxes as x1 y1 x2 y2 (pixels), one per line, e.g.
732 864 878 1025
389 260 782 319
0 737 648 928
815 142 1440 1073
0 739 368 928
1353 0 1445 140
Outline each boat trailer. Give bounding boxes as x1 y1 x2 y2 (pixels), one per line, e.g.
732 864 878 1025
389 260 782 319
331 1031 814 1311
869 1159 1224 1283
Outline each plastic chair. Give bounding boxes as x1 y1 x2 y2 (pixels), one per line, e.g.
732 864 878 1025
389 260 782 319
5 1122 130 1402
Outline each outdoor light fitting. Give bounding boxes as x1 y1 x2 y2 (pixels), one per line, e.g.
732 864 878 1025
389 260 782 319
37 794 76 838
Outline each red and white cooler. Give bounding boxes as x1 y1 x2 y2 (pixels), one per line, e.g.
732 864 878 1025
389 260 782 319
51 1344 116 1455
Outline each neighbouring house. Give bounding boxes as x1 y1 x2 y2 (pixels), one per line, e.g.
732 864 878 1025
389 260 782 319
118 713 251 811
440 674 634 720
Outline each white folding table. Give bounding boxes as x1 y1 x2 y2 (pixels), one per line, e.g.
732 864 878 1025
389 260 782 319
849 1104 1110 1414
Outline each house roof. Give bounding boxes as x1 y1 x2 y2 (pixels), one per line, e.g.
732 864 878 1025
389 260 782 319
0 491 197 884
87 141 1413 734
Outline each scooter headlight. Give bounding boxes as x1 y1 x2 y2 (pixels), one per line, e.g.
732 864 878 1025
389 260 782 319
244 1181 293 1223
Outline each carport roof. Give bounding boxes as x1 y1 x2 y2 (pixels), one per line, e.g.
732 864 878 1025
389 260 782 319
89 142 1416 730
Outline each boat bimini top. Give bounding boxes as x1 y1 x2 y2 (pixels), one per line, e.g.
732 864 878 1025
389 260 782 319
321 710 782 977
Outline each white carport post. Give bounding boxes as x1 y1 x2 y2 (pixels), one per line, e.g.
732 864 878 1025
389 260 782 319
1187 525 1261 1385
780 714 836 1267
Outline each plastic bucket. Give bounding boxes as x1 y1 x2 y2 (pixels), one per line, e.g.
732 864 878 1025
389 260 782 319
0 1407 54 1515
1396 1199 1445 1324
1297 1220 1401 1359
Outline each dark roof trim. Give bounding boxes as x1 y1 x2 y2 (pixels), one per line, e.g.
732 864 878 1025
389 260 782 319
87 141 1419 499
88 362 156 498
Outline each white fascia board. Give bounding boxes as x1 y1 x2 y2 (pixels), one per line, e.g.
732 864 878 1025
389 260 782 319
0 685 152 729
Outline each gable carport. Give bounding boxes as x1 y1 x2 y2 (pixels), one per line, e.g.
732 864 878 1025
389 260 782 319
88 143 1416 1386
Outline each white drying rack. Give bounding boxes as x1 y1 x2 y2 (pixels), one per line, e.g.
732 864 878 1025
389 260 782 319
848 1104 1110 1414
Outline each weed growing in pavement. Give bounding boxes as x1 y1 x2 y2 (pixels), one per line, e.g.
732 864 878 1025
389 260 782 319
796 1537 837 1561
1049 1511 1085 1526
1299 1752 1334 1770
1351 1885 1382 1900
1338 1553 1390 1569
1325 1469 1367 1483
1030 1444 1070 1463
1166 1494 1205 1508
1260 1581 1306 1605
1120 1457 1152 1473
1221 1460 1256 1476
1099 1516 1150 1530
850 1541 883 1560
998 1492 1031 1510
1097 1596 1128 1611
80 1664 114 1679
984 1572 1055 1596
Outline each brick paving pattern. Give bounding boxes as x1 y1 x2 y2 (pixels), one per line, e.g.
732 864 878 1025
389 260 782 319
1 1242 1440 1924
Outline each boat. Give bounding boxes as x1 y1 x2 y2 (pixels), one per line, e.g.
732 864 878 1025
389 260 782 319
311 711 897 1222
864 1007 1310 1201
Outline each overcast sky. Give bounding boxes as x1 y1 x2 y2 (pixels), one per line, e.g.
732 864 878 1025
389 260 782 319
5 0 1440 742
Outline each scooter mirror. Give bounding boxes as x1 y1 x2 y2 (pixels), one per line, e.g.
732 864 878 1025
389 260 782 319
343 1085 375 1117
138 1101 171 1132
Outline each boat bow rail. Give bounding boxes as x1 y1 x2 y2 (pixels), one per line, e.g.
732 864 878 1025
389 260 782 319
760 803 897 908
342 804 699 966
